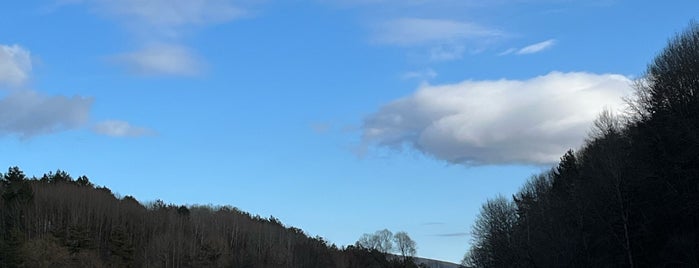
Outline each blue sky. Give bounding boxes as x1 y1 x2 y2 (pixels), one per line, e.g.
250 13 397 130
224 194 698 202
0 0 697 263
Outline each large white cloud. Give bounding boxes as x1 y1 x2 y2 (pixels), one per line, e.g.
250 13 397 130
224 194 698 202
362 72 633 165
0 45 32 86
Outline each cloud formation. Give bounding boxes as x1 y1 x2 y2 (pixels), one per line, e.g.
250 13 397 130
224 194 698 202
433 232 469 237
92 0 245 37
67 0 248 76
113 44 202 76
372 18 501 46
0 45 32 86
499 39 557 56
370 18 502 61
361 72 633 165
93 120 154 137
402 69 438 81
0 43 94 138
0 43 147 139
0 90 93 138
517 39 556 55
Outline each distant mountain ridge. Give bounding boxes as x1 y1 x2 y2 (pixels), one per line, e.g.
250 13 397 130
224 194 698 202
412 256 466 268
387 254 465 268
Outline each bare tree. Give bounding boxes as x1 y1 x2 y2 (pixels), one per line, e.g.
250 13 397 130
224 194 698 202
393 231 416 260
355 229 394 254
374 229 394 253
465 195 518 267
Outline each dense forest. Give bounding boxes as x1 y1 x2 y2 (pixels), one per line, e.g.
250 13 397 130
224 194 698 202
464 23 699 267
0 167 427 268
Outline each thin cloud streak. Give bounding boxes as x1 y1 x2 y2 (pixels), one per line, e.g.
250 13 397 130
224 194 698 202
112 44 203 76
421 222 446 226
402 69 438 81
517 39 556 54
433 232 469 237
499 39 557 56
93 120 155 137
372 18 502 46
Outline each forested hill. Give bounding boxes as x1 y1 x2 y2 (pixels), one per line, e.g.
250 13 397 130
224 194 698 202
0 167 425 268
464 23 699 267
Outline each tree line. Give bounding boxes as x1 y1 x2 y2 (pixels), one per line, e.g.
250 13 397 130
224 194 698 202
464 22 699 267
355 229 418 262
0 167 424 268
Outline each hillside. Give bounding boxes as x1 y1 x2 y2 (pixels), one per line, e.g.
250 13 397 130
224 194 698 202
463 23 699 267
412 256 466 268
0 169 424 268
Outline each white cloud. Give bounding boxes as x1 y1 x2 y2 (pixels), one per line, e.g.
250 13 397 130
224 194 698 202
498 48 517 56
113 44 203 76
429 44 466 61
93 0 245 37
498 39 557 56
0 44 94 138
93 120 154 137
0 43 146 139
0 90 93 138
361 72 633 165
372 18 502 46
516 39 556 55
402 69 438 80
0 45 32 86
370 18 502 61
63 0 249 76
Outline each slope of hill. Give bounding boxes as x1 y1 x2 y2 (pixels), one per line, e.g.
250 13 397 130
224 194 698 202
0 169 423 267
412 256 466 268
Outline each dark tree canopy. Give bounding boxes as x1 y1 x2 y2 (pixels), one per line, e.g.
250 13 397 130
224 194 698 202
0 167 424 268
465 22 699 267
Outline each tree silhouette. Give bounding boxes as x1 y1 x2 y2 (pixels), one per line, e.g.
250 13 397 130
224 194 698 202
465 22 699 267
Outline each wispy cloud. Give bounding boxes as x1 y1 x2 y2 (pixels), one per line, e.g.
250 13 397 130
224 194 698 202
93 120 155 137
499 39 557 56
91 0 246 38
372 18 502 46
429 44 466 61
498 48 517 56
112 44 203 76
402 69 438 81
361 72 633 165
433 232 469 237
0 45 32 87
421 222 446 226
369 18 503 61
517 39 556 54
65 0 250 76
